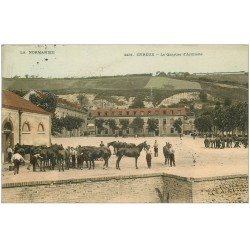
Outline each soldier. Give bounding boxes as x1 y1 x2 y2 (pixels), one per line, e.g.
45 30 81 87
30 153 43 172
153 140 158 157
204 138 209 148
6 144 13 163
70 147 77 168
11 152 25 175
146 146 152 169
221 137 225 149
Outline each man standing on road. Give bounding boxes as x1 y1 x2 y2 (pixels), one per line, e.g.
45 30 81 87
100 141 105 147
7 145 13 163
153 140 158 157
11 153 25 175
169 144 176 167
146 146 152 168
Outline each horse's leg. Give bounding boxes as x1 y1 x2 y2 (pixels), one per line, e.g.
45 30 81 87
116 156 122 170
135 157 138 169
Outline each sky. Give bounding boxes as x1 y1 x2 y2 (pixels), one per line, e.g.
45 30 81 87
2 44 248 78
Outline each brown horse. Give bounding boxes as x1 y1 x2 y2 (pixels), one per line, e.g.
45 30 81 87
116 141 147 170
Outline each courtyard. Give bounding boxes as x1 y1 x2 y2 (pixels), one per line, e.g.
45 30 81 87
2 136 248 185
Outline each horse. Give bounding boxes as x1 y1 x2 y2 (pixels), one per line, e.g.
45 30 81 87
116 141 148 170
108 141 137 155
163 143 171 165
81 146 111 169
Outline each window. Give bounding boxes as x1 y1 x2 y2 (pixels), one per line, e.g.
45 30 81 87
98 112 101 116
22 122 31 132
126 111 129 116
38 123 45 132
163 110 166 115
171 127 174 133
170 118 174 125
148 111 151 115
134 111 137 115
105 112 108 116
163 119 166 125
119 111 122 116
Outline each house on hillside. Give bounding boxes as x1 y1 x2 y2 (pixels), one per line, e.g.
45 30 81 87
2 91 51 162
23 90 88 137
92 107 195 136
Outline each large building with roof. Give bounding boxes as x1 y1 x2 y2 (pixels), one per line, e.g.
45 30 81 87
23 90 88 136
2 91 51 162
92 107 195 136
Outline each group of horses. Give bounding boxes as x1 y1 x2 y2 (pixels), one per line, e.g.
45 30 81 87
14 141 149 172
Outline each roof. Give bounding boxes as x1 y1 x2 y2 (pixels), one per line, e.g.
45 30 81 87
2 91 50 115
27 90 84 113
92 107 187 117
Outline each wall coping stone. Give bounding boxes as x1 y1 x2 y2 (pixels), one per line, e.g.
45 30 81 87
2 172 248 189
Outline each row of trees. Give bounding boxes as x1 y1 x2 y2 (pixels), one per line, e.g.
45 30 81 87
29 93 84 135
95 117 183 134
194 102 248 134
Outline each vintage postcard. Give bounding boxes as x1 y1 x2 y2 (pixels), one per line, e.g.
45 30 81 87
1 44 248 203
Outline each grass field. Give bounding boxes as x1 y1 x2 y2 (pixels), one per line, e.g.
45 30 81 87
145 76 201 90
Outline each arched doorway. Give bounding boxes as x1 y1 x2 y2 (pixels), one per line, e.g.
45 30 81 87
2 119 14 162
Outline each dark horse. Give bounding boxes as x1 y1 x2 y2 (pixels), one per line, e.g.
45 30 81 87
108 141 136 155
116 141 147 170
163 142 171 165
80 146 111 169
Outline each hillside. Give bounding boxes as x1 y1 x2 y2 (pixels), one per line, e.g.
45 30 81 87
145 76 201 90
2 73 248 107
2 75 151 91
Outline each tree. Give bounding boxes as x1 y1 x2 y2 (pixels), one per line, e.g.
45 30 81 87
194 115 213 133
51 114 64 136
130 117 144 133
77 94 89 108
129 97 145 108
235 102 248 134
95 119 105 134
147 118 159 133
199 91 208 102
29 92 58 135
106 119 118 134
224 98 232 107
173 118 183 134
29 92 57 113
119 119 130 131
61 116 84 132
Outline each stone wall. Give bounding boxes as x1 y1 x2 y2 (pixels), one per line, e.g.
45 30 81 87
163 175 193 203
2 173 248 203
192 175 248 203
2 174 164 203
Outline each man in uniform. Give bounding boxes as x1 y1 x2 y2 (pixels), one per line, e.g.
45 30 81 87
153 140 158 157
7 144 13 163
11 152 25 175
169 144 176 167
146 146 152 168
